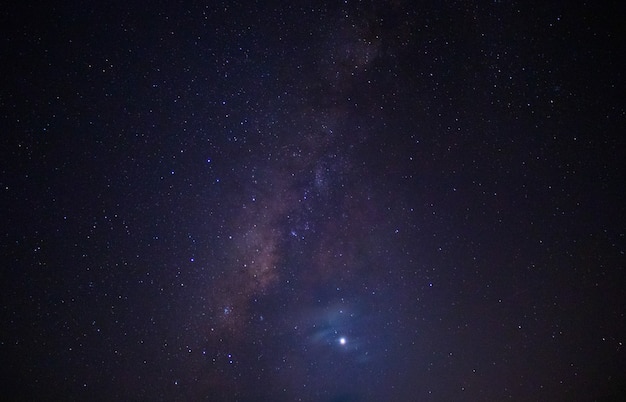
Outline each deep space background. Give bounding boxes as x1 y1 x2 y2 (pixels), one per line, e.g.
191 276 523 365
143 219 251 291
1 1 625 401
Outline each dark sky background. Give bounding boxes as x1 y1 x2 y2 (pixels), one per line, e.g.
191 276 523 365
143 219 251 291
1 1 625 401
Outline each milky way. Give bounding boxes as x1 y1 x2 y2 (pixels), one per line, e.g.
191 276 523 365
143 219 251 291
2 1 625 401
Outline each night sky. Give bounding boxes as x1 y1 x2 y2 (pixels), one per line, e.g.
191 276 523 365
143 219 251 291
1 1 625 401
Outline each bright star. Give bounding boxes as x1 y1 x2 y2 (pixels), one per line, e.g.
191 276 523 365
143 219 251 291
339 337 346 345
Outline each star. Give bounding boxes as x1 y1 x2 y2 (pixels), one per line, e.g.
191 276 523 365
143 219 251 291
3 2 621 401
